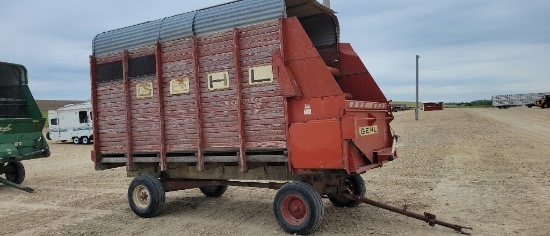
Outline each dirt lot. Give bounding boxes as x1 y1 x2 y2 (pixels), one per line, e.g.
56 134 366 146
1 108 549 235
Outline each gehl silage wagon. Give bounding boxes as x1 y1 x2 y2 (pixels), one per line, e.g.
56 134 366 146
0 61 50 192
90 0 471 234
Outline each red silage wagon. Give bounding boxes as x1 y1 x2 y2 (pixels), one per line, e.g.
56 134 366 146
90 0 402 234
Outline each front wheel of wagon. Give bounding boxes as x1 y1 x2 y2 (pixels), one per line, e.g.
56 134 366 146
128 174 165 218
5 161 25 184
273 182 324 235
199 185 228 197
328 174 366 208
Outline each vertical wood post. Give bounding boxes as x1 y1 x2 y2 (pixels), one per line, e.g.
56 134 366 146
193 37 205 171
156 42 167 171
232 27 247 172
123 50 135 170
89 56 100 166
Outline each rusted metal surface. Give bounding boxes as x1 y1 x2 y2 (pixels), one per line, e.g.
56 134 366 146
289 120 344 169
339 43 387 102
343 194 473 235
163 179 284 192
282 17 342 98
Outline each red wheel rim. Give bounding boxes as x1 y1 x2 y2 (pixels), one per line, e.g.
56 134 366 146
281 194 308 225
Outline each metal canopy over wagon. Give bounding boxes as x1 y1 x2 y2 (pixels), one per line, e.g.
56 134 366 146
90 0 470 234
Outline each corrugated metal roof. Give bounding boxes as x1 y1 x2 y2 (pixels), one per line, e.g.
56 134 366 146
93 0 286 56
93 0 339 56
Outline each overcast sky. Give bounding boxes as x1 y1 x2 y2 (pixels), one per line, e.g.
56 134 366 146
1 0 549 102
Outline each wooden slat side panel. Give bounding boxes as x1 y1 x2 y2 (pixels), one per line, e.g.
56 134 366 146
238 21 286 149
161 38 198 152
95 82 127 154
93 20 287 157
197 30 239 149
129 78 160 153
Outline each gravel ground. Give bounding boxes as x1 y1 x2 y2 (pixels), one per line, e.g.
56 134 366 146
1 107 549 235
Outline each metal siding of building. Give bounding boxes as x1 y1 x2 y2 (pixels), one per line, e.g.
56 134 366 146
93 0 285 56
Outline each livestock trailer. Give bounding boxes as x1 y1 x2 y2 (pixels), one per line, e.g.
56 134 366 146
90 0 470 234
491 92 550 109
46 102 93 144
0 61 50 192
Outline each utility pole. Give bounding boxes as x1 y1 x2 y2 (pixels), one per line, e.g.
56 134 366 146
415 55 420 121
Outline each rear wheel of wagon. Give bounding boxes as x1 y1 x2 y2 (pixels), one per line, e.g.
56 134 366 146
328 174 366 208
80 136 90 145
72 137 80 144
199 185 228 197
5 161 25 184
274 182 324 235
128 174 165 218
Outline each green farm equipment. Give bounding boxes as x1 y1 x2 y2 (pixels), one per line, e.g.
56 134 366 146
0 61 50 192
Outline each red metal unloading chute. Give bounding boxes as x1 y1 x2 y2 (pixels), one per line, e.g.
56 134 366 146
274 17 395 173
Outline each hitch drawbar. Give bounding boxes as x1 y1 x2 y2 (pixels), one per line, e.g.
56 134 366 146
343 194 473 235
0 177 34 193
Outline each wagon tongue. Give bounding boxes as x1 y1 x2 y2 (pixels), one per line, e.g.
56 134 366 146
0 177 34 192
343 193 473 235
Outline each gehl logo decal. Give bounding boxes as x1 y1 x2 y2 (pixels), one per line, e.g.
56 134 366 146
0 124 12 135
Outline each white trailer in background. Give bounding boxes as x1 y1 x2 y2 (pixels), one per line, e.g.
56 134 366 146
46 102 93 144
491 92 550 109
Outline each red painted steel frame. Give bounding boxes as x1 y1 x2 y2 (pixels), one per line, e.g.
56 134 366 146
89 56 100 165
122 50 135 170
155 42 168 171
192 37 205 171
232 27 247 172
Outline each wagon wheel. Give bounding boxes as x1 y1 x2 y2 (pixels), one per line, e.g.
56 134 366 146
128 174 165 218
273 182 324 235
80 136 90 145
72 137 80 144
5 161 25 184
328 174 366 208
199 185 228 197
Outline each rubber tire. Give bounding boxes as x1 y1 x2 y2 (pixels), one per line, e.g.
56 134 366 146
543 103 549 109
328 174 366 208
80 136 89 145
128 174 165 218
199 185 228 197
5 161 25 184
273 182 324 235
72 137 80 144
45 132 51 140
